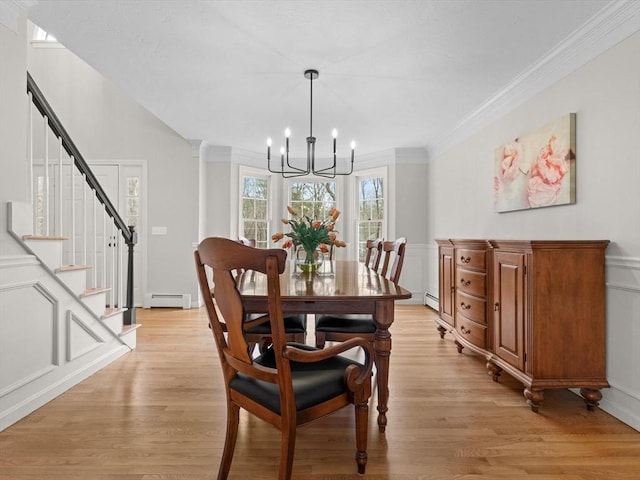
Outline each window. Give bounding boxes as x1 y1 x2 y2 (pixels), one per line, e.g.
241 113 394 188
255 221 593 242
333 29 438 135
240 174 269 248
126 177 140 228
33 26 57 42
31 26 64 48
357 176 384 262
289 181 336 219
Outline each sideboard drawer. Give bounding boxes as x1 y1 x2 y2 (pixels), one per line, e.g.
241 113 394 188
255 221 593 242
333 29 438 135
455 319 486 349
456 268 486 296
456 290 487 324
456 249 486 270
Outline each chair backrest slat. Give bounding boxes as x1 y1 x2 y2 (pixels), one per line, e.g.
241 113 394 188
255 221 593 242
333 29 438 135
364 238 383 270
379 237 407 284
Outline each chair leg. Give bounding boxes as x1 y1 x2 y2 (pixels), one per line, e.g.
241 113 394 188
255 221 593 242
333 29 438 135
315 332 326 348
354 388 370 475
217 402 240 480
279 423 297 480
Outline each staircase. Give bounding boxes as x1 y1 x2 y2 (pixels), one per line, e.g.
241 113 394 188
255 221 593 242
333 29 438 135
0 73 139 431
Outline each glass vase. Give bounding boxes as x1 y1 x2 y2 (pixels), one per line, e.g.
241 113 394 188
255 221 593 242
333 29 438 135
295 245 324 273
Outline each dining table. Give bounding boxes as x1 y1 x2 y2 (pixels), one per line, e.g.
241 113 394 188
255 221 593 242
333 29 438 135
237 259 412 432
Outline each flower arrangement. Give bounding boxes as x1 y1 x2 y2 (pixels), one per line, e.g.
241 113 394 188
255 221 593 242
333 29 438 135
272 206 346 268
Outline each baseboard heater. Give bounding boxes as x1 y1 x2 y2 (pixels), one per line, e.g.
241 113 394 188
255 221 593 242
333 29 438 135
143 293 191 309
424 292 439 311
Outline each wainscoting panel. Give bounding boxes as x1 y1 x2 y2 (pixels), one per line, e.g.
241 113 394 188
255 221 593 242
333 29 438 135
66 310 104 362
0 254 131 431
398 243 429 305
599 255 640 431
0 281 58 397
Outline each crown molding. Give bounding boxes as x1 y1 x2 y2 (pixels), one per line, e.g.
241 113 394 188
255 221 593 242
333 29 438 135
427 0 640 161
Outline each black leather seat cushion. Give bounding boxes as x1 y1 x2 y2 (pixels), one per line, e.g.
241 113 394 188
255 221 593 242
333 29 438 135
244 313 307 334
230 343 362 414
315 314 376 333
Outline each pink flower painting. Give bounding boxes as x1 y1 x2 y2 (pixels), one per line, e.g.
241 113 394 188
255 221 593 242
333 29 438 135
494 114 576 212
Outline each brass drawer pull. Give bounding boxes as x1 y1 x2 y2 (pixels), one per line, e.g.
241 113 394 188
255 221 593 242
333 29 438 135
460 302 471 310
460 278 471 286
460 325 471 335
460 256 471 264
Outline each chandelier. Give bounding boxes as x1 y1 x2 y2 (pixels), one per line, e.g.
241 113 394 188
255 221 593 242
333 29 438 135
267 69 355 178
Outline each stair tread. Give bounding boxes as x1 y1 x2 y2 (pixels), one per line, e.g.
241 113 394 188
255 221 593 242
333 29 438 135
80 287 111 298
102 307 126 319
55 265 92 273
119 324 142 337
23 234 69 241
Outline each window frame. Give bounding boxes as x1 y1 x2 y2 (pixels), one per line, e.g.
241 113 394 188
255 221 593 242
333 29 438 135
353 167 388 262
238 166 272 248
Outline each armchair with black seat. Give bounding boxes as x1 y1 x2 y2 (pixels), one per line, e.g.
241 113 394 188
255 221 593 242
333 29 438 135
195 237 373 479
315 237 407 348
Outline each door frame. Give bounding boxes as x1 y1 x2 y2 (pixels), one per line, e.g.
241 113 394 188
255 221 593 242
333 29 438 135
89 159 148 307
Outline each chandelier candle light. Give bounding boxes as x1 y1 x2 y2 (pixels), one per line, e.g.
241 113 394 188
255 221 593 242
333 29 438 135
267 69 355 178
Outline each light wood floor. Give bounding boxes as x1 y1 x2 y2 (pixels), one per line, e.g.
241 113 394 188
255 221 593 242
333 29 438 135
1 305 639 479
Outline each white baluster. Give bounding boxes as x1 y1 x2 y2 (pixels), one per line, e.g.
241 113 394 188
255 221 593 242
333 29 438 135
58 137 63 237
70 158 76 265
82 174 87 266
111 222 116 309
103 207 107 290
43 115 49 236
118 230 123 310
28 92 34 233
92 194 97 289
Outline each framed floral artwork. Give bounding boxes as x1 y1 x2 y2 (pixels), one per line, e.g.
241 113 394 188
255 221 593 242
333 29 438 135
494 113 576 212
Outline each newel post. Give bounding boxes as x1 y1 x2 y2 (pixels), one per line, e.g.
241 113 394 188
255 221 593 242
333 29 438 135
123 225 138 325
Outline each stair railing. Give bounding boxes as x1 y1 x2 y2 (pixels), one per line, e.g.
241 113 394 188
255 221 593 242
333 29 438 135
26 72 137 325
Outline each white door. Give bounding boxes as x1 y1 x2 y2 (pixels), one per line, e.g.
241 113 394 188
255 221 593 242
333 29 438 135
63 163 145 307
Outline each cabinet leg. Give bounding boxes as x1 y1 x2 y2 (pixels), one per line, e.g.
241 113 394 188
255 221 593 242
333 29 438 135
454 340 464 353
436 325 447 339
580 388 602 411
486 361 502 382
524 388 544 412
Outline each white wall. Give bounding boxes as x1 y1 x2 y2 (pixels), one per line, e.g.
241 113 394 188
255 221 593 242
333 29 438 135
0 8 28 256
426 32 640 430
26 30 200 304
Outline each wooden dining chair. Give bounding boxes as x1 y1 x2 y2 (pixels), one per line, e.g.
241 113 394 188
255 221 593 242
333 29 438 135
235 237 307 352
315 237 407 348
195 237 374 479
364 237 384 270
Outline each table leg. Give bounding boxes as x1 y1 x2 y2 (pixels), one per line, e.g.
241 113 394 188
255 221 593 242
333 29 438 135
373 300 394 432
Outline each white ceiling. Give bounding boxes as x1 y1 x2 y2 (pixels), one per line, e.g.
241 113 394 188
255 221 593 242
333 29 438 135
25 0 626 160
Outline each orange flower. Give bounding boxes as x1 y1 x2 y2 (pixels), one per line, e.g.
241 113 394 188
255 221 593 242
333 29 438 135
329 233 337 242
281 218 290 224
331 209 341 221
287 205 298 216
327 224 334 231
312 221 321 229
319 243 329 253
272 232 284 242
334 239 346 248
282 239 293 249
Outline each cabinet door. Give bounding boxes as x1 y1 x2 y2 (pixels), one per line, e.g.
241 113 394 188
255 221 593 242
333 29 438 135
493 251 526 370
439 248 455 327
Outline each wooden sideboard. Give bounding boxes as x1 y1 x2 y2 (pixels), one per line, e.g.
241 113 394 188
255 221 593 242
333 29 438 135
435 239 610 412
